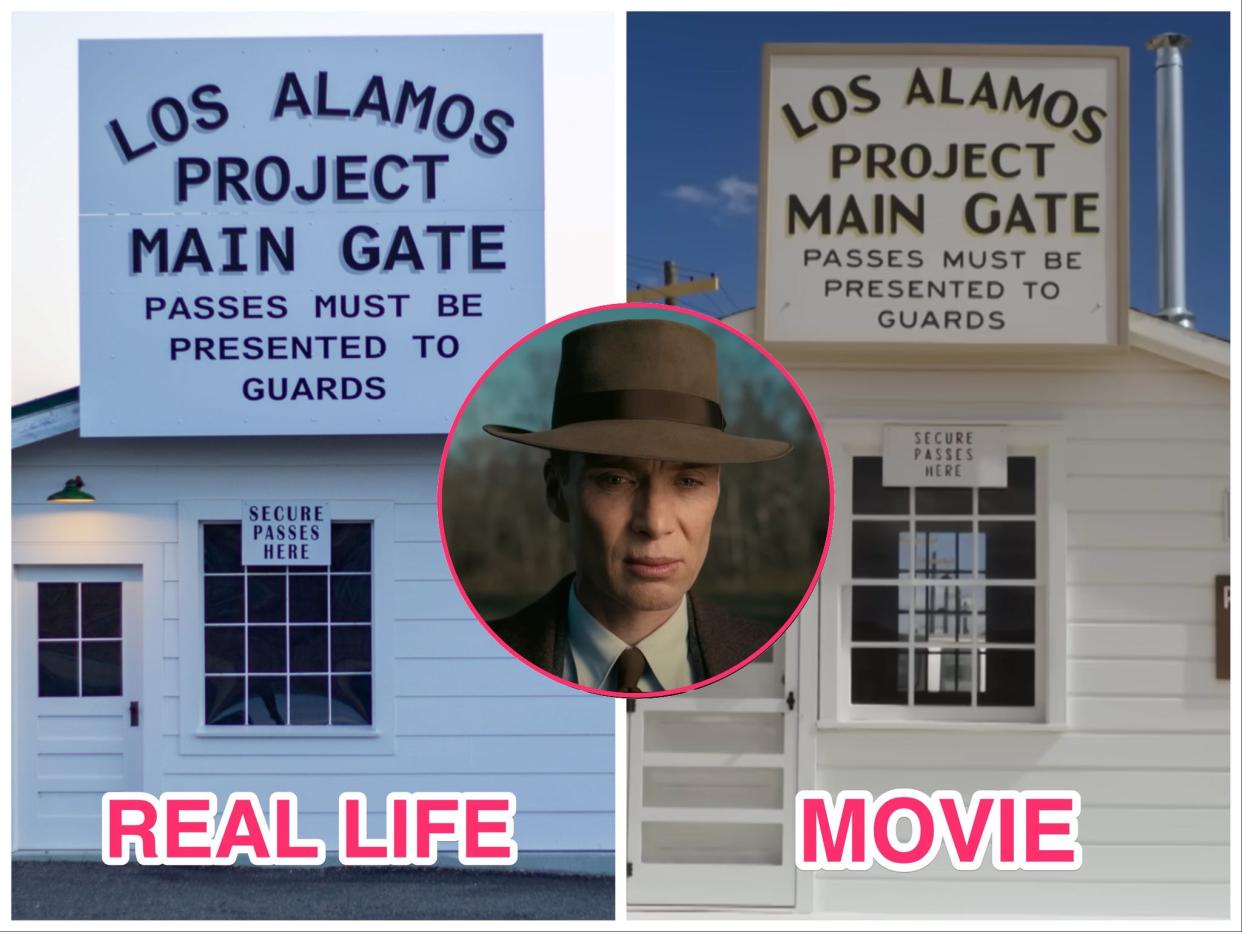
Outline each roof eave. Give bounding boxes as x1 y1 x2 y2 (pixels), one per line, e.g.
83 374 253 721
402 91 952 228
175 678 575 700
1128 310 1229 379
723 307 1228 379
12 393 81 449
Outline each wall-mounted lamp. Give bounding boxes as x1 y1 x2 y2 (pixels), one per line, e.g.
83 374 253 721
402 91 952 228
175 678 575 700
48 476 96 503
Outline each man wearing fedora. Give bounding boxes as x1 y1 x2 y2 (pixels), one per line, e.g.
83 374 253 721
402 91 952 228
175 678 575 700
482 316 791 693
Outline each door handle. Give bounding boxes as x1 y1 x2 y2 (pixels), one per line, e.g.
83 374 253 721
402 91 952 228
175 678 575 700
129 700 140 727
786 691 795 711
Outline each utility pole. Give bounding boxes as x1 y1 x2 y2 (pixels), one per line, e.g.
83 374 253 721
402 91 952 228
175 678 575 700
627 259 720 306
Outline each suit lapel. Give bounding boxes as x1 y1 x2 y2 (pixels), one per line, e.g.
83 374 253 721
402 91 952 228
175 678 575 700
506 574 572 675
685 593 708 681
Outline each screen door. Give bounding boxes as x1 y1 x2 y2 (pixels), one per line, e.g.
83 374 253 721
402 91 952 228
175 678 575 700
627 618 800 908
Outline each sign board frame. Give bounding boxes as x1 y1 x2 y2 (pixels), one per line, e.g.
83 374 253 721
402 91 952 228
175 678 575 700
78 34 544 438
242 501 331 566
882 424 1008 488
757 43 1129 354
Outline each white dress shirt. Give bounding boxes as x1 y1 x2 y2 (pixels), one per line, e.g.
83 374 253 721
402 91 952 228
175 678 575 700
562 582 692 691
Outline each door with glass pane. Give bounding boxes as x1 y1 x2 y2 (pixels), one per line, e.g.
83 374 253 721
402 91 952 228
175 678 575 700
627 620 800 908
13 569 143 850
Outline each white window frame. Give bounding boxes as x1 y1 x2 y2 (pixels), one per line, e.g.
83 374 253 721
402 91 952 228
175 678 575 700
819 421 1067 730
177 500 396 755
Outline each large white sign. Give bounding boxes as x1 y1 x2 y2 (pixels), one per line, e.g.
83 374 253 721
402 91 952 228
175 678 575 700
883 425 1008 487
760 45 1127 347
79 36 543 436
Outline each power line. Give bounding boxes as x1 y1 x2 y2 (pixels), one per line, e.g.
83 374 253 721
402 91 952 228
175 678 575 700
721 285 747 313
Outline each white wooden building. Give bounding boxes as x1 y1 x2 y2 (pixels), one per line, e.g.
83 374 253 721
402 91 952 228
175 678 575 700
628 307 1230 918
10 403 614 870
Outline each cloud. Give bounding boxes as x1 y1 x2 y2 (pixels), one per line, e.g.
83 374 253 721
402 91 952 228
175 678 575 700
665 176 757 215
717 176 757 214
667 183 718 207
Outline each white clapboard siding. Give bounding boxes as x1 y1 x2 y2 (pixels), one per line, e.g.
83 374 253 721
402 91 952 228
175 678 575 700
161 619 180 658
813 879 1228 918
817 767 1227 809
1068 696 1228 733
12 464 442 504
1069 622 1215 660
810 843 1228 884
803 342 1228 919
390 541 454 581
1067 659 1223 697
391 580 475 619
12 504 177 543
1066 476 1228 513
799 368 1225 407
158 734 614 774
1068 512 1226 549
1068 584 1216 622
395 696 613 736
1072 808 1229 846
1063 404 1228 440
159 697 178 737
391 618 507 658
394 503 440 541
818 731 1230 771
161 660 179 696
1065 439 1228 478
13 433 613 853
395 657 580 696
1067 548 1228 586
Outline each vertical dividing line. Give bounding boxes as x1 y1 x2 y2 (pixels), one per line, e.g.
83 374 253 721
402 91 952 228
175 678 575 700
77 583 83 698
366 525 374 727
906 488 914 707
285 568 291 727
971 485 980 708
327 565 334 726
243 567 250 726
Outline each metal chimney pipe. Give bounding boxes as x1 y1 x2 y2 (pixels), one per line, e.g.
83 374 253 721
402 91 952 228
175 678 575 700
1147 33 1194 328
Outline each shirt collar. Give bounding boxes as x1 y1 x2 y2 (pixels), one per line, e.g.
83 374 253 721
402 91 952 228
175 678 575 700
632 596 690 691
566 582 689 691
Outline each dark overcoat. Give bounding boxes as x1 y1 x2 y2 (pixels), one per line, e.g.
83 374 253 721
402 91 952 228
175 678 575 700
487 574 779 686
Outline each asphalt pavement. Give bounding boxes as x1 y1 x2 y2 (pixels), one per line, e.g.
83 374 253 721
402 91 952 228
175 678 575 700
11 861 614 921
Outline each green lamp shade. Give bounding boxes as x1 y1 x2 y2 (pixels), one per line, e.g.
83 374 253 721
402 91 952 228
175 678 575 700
48 476 95 503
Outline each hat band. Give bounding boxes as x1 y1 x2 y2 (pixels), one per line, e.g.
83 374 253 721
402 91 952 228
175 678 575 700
553 389 726 430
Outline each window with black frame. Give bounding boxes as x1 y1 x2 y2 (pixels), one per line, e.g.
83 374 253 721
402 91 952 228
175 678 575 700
849 456 1038 712
202 521 373 726
36 582 123 697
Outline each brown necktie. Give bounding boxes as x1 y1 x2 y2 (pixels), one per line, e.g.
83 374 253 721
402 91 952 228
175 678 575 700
614 646 648 693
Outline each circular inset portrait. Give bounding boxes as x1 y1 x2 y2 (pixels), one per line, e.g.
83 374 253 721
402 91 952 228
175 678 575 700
438 304 833 697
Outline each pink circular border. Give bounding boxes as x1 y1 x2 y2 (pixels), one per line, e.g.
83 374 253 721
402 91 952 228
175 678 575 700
436 301 836 699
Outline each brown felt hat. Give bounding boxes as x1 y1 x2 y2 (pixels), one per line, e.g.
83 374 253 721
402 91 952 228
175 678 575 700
483 318 792 464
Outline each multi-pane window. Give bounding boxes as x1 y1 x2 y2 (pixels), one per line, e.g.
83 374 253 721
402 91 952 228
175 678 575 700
37 582 123 697
202 522 373 726
849 456 1038 711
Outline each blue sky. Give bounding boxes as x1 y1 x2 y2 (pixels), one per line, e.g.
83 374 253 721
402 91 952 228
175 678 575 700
450 307 808 443
627 11 1232 339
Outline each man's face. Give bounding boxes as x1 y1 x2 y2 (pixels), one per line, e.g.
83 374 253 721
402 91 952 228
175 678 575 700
548 454 721 619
